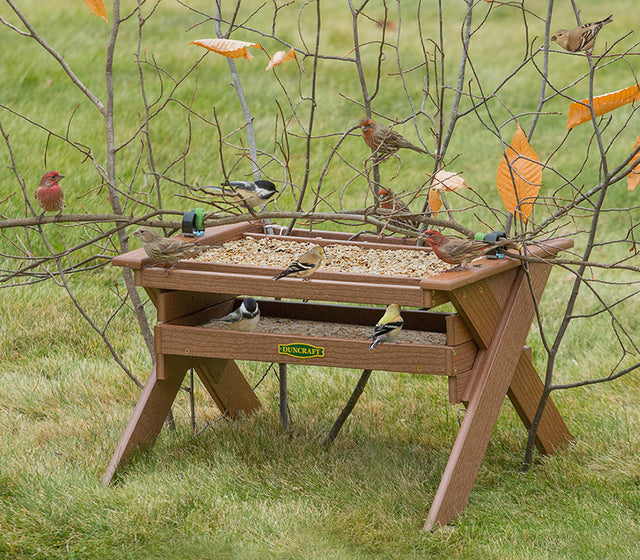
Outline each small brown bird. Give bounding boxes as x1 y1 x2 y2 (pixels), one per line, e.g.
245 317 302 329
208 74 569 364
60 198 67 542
359 119 428 160
35 170 65 214
273 245 324 281
133 227 214 274
551 14 613 52
423 230 494 269
377 187 421 230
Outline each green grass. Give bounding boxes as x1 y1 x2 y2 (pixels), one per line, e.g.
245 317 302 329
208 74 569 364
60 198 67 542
1 0 640 558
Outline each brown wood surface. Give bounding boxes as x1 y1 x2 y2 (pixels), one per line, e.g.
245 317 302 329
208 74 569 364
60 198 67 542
508 349 572 455
424 261 552 530
155 322 477 377
102 359 187 486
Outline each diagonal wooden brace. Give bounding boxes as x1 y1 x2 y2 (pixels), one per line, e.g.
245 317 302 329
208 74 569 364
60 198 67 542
425 262 553 530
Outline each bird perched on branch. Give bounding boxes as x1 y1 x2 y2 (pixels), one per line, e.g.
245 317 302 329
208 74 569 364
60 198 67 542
133 227 215 274
35 170 65 215
368 303 404 350
273 245 324 281
200 179 277 209
423 230 517 269
359 119 428 160
552 14 613 52
377 187 421 230
203 298 260 332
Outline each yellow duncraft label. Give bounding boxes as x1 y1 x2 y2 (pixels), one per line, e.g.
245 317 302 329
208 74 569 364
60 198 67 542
278 343 325 359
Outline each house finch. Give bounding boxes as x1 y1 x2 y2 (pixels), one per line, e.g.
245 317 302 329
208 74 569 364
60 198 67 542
368 303 403 349
133 227 216 274
200 179 277 209
377 187 421 230
423 230 494 269
203 298 260 332
552 14 613 52
273 245 324 281
35 170 65 214
359 119 428 160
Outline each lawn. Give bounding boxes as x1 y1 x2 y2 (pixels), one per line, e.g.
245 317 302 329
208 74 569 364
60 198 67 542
1 0 640 558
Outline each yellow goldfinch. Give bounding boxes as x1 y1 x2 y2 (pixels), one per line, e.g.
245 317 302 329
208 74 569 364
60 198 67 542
203 298 260 332
273 245 325 281
552 14 613 52
368 303 404 349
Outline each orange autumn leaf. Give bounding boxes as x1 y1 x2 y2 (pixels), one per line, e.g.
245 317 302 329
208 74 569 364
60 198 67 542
628 136 640 192
567 85 640 129
431 169 467 191
265 48 296 71
428 187 442 217
496 124 542 221
84 0 108 23
190 38 262 61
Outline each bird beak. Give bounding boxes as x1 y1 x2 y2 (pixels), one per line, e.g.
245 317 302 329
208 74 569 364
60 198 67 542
58 174 65 179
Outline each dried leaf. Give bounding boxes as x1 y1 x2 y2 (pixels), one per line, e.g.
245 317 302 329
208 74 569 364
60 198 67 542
567 85 640 129
628 136 640 192
496 124 542 221
190 38 263 61
265 48 296 71
428 188 442 218
431 170 467 191
84 0 108 23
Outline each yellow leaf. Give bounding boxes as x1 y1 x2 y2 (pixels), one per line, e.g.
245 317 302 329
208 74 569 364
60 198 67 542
190 38 263 61
428 187 442 218
496 124 542 221
431 169 467 191
84 0 108 23
567 85 640 129
628 136 640 192
265 49 296 71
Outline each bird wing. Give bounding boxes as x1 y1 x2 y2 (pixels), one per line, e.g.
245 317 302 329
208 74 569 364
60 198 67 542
372 320 404 340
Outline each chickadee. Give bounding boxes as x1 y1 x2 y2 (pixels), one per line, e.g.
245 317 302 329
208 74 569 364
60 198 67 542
368 303 404 349
203 298 260 332
273 245 325 281
202 180 277 208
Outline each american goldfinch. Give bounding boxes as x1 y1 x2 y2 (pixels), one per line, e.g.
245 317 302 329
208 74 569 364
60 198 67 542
360 118 428 160
133 227 215 274
377 187 421 230
551 14 613 52
200 179 277 209
368 303 404 349
35 170 65 214
273 245 325 281
203 298 260 332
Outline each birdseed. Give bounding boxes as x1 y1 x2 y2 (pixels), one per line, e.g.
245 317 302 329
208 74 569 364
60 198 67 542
195 236 448 278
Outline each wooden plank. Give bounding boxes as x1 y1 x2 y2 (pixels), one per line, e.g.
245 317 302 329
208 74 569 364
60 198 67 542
155 323 455 376
507 349 572 455
447 269 518 349
102 359 188 485
448 369 474 404
193 358 262 418
425 261 552 530
445 315 472 345
136 268 428 308
155 291 234 323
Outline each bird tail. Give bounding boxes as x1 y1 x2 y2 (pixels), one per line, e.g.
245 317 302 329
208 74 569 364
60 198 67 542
368 339 379 350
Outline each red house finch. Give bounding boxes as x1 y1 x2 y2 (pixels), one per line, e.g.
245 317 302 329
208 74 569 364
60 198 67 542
359 119 428 160
377 187 421 230
35 170 65 214
552 14 612 52
273 245 324 280
423 230 494 269
133 227 216 274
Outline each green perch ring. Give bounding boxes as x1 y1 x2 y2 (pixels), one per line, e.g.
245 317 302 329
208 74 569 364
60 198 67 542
182 208 205 237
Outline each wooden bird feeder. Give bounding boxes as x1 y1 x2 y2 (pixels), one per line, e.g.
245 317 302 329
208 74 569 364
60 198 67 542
105 221 573 530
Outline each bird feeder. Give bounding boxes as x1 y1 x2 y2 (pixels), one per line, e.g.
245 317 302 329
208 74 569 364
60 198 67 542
105 220 572 530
